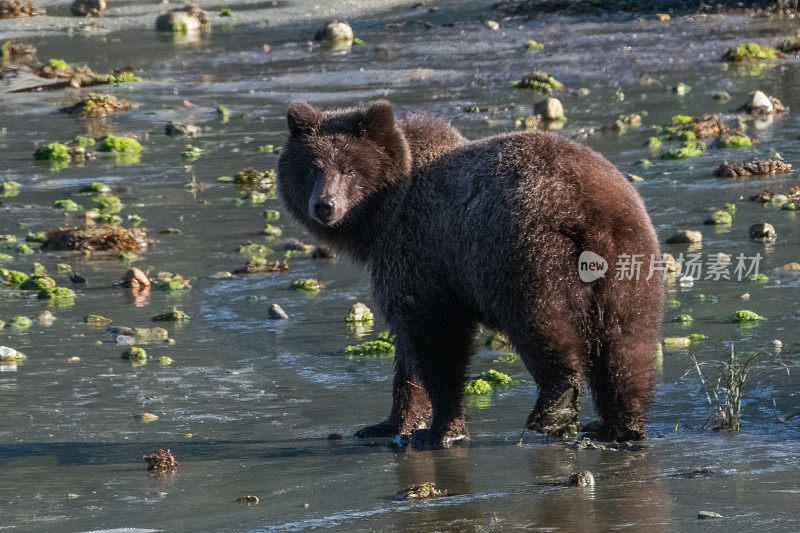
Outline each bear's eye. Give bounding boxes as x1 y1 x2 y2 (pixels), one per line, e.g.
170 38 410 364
346 170 355 178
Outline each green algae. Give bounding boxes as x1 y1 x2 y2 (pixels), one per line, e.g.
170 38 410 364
524 40 544 50
492 352 520 363
514 71 562 92
673 314 693 324
292 278 324 292
706 210 732 225
345 303 373 323
476 369 515 386
153 307 190 321
1 180 21 197
465 378 492 395
722 43 780 62
345 330 395 358
34 142 70 162
723 136 752 149
732 310 764 323
661 140 706 159
54 199 81 211
8 316 32 329
122 346 148 365
98 135 143 154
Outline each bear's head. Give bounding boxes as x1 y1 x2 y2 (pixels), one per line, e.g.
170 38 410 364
277 100 412 230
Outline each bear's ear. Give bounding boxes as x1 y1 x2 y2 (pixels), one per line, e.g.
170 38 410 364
363 100 396 140
287 102 321 137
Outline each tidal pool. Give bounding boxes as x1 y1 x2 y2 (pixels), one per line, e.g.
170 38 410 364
2 1 800 531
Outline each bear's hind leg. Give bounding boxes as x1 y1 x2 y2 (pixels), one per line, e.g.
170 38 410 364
588 331 656 442
516 322 587 439
355 353 431 439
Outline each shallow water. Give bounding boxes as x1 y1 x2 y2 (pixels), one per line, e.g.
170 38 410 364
2 2 800 531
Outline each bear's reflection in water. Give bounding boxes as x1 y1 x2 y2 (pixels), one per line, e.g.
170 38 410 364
387 443 675 531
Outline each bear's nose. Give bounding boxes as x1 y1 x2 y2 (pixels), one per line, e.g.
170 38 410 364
314 197 335 221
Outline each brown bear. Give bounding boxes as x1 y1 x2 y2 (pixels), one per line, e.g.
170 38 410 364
277 101 663 450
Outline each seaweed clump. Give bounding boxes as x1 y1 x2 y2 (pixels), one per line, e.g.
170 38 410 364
392 483 446 501
42 226 149 253
345 330 395 358
155 4 210 33
715 158 793 178
233 168 276 190
722 43 781 62
0 0 39 18
143 449 177 471
514 71 562 92
63 93 133 118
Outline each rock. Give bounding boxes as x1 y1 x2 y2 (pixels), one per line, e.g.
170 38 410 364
122 268 151 288
38 311 56 325
143 449 177 471
71 0 105 17
209 271 233 279
665 230 702 244
236 495 260 504
393 482 446 501
535 97 564 121
85 315 112 326
749 223 776 241
116 335 136 346
155 5 209 33
314 21 354 45
697 511 723 520
485 20 499 30
627 174 643 182
165 122 199 137
568 471 595 487
750 91 773 113
0 346 18 362
783 262 800 270
346 303 373 322
268 304 288 320
135 413 159 423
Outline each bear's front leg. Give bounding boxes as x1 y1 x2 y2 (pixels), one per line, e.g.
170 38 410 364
355 343 431 439
404 321 476 451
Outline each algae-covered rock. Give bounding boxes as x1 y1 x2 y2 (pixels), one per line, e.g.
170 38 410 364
19 274 56 291
486 331 512 350
81 181 110 193
661 140 706 160
98 135 142 153
233 168 276 189
85 314 112 326
345 303 373 323
38 286 75 302
35 142 71 162
722 136 752 149
515 71 562 92
345 330 395 357
54 199 81 211
732 310 764 323
8 316 32 329
704 210 732 225
672 314 693 324
525 40 544 50
2 269 28 285
314 21 354 45
475 369 514 386
611 113 642 134
122 346 147 365
154 273 190 291
722 43 780 62
292 278 324 292
535 97 564 121
165 122 199 137
0 180 20 196
159 356 173 365
115 326 168 343
663 337 691 349
153 307 189 321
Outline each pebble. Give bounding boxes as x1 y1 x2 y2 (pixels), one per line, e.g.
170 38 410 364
314 21 354 45
268 304 289 320
697 511 723 520
749 222 777 241
665 230 702 244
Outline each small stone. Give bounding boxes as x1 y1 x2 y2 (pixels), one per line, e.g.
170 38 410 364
209 271 233 279
749 222 776 241
535 97 564 121
741 293 751 301
656 13 670 20
749 91 773 113
782 262 800 270
236 495 260 504
38 311 56 325
314 21 354 45
165 122 200 137
135 413 159 423
665 230 703 244
393 482 446 501
627 174 643 182
71 0 105 17
0 346 18 362
773 339 783 349
69 356 80 362
697 511 723 520
268 304 289 320
568 471 595 487
155 9 206 32
485 20 499 30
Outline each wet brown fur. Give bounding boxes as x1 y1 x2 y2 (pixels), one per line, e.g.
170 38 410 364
277 101 663 449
